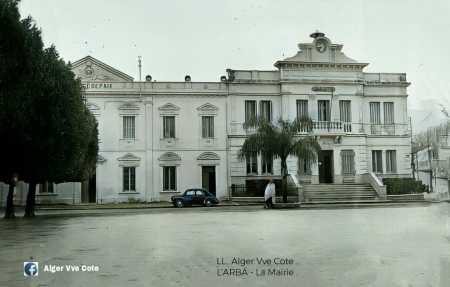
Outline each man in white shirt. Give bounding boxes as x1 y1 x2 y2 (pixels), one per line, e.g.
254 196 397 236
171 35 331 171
264 179 275 209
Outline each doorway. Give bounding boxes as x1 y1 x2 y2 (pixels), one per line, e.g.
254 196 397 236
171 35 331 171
319 150 333 183
202 166 216 195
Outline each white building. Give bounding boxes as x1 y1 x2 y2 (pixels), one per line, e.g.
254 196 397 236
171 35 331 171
0 32 413 205
416 132 450 200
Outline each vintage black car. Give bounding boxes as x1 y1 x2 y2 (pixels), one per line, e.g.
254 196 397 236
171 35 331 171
171 189 219 208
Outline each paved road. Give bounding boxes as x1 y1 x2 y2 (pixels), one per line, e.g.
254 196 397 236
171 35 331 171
1 204 449 287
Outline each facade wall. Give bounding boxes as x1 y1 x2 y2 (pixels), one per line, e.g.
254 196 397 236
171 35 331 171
0 34 415 204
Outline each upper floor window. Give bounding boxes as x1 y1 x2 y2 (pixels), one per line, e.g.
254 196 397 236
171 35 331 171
372 150 383 173
259 101 272 122
369 102 381 124
245 100 257 123
339 100 352 132
383 102 394 124
202 116 214 138
318 100 330 122
246 152 258 174
123 116 135 139
163 116 175 138
123 166 136 192
296 100 308 119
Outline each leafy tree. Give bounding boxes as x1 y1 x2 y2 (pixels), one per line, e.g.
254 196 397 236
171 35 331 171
0 0 43 218
239 117 320 203
0 0 98 218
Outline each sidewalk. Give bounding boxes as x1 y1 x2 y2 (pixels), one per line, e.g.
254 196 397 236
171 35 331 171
35 200 261 211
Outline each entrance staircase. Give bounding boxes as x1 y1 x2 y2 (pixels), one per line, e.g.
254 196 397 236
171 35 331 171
303 184 379 203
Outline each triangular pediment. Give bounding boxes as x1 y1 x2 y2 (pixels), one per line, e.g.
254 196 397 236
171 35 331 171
159 152 181 161
158 103 180 111
197 103 218 112
119 102 140 111
71 56 133 82
274 32 368 69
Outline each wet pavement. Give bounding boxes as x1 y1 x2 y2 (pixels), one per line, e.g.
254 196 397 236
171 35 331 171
1 204 450 287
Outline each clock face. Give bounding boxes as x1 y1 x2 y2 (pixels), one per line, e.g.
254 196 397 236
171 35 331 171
315 39 327 53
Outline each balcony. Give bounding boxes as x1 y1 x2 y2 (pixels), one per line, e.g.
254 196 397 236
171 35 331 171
231 121 409 136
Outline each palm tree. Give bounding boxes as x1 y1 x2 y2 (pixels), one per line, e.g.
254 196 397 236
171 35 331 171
239 116 320 203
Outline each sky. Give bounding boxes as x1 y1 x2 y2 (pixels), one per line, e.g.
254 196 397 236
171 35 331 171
19 0 450 132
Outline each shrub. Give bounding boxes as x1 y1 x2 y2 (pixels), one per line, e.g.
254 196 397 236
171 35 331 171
383 178 429 195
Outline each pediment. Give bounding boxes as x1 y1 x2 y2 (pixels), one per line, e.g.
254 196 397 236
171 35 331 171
97 155 107 164
197 103 218 112
86 102 100 111
158 103 180 112
71 56 133 82
197 152 220 161
117 153 141 162
159 152 181 161
119 102 140 111
274 32 368 70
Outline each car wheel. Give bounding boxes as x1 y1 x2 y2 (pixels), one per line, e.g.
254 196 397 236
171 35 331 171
204 199 212 207
175 199 184 208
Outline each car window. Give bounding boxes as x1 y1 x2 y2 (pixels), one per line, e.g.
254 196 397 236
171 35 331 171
185 190 195 196
195 190 204 196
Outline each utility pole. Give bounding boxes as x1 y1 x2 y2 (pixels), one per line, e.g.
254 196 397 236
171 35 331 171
410 117 416 179
427 129 433 192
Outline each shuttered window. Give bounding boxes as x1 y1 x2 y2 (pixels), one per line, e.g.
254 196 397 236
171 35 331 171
245 100 257 123
246 152 258 174
383 102 394 124
123 116 135 139
260 101 272 122
370 102 381 134
372 150 383 173
341 150 355 175
318 100 331 122
296 100 308 119
339 100 352 132
202 116 214 138
370 102 381 124
298 158 312 175
261 155 273 174
163 116 175 138
386 150 397 173
163 166 176 191
123 167 136 191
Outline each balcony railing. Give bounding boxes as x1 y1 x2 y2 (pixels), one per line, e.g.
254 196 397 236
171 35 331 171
232 121 409 136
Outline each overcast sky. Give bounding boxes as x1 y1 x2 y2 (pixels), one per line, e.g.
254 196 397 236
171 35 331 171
19 0 450 132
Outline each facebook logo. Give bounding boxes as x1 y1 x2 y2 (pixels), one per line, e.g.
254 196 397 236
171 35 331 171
24 262 39 277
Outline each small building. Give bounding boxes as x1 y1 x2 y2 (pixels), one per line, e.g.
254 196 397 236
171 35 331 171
416 133 450 200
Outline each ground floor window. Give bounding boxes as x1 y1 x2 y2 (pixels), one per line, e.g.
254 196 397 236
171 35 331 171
386 150 397 173
341 150 355 175
123 167 136 192
372 150 383 173
163 166 177 191
298 158 312 175
261 155 273 174
39 181 54 193
246 152 258 174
